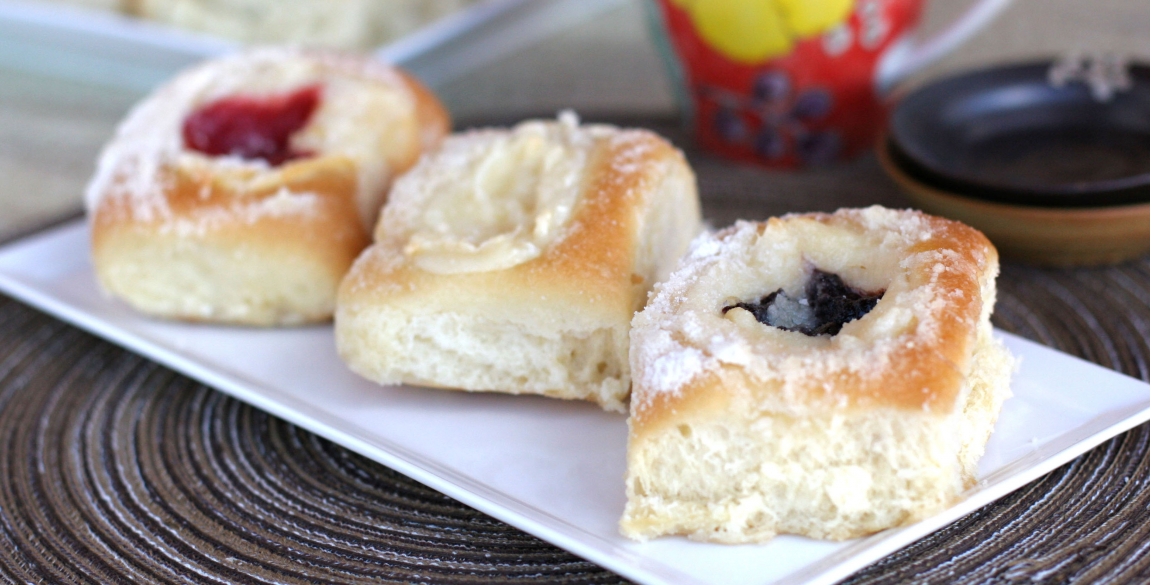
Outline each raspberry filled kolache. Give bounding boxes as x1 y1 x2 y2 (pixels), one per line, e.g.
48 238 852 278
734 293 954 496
87 47 449 325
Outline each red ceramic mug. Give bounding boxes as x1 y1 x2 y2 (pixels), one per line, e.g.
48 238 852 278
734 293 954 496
647 0 1013 168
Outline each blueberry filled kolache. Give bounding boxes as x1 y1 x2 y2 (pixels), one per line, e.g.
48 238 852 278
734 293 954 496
622 206 1014 542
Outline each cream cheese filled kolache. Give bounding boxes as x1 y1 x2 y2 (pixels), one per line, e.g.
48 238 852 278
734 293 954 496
336 112 702 411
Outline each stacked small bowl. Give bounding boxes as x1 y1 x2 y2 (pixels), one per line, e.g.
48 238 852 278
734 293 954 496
881 60 1149 266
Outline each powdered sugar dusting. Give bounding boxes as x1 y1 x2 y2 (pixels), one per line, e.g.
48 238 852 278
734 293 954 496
86 47 419 227
629 228 733 406
604 132 658 178
158 188 321 238
629 206 998 416
638 329 707 395
378 112 656 274
685 233 724 260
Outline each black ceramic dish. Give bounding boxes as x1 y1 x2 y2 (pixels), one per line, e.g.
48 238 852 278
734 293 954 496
888 61 1149 208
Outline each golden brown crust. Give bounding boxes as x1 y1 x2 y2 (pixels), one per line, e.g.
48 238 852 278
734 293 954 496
629 208 999 439
335 117 701 408
622 207 1009 543
87 48 449 325
397 70 452 169
91 156 371 286
340 129 684 322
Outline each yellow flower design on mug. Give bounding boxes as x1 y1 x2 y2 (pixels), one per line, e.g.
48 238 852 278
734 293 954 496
671 0 854 63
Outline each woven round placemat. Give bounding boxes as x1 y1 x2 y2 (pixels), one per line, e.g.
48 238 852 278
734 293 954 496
0 117 1147 584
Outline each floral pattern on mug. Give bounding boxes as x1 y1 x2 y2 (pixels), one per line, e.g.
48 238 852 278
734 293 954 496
652 0 922 168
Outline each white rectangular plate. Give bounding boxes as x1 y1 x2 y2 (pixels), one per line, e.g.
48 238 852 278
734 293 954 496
0 221 1147 585
0 0 623 92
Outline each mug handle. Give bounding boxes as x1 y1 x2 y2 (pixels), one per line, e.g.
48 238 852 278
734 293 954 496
875 0 1014 92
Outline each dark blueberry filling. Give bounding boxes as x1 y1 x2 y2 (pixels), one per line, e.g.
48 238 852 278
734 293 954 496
722 269 884 336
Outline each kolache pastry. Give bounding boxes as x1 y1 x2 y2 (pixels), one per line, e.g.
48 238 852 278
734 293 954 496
335 112 702 411
621 206 1015 542
87 47 449 325
124 0 476 50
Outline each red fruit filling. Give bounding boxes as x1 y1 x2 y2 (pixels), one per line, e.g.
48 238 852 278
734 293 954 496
182 84 322 166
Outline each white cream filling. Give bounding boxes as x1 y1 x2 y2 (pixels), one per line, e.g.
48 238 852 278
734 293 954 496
399 112 596 274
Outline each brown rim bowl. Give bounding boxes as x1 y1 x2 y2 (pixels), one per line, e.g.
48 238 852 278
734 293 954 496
879 138 1149 267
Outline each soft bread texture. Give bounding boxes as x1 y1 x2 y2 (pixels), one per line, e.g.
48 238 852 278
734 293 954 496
87 47 449 325
335 113 702 411
621 206 1015 542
